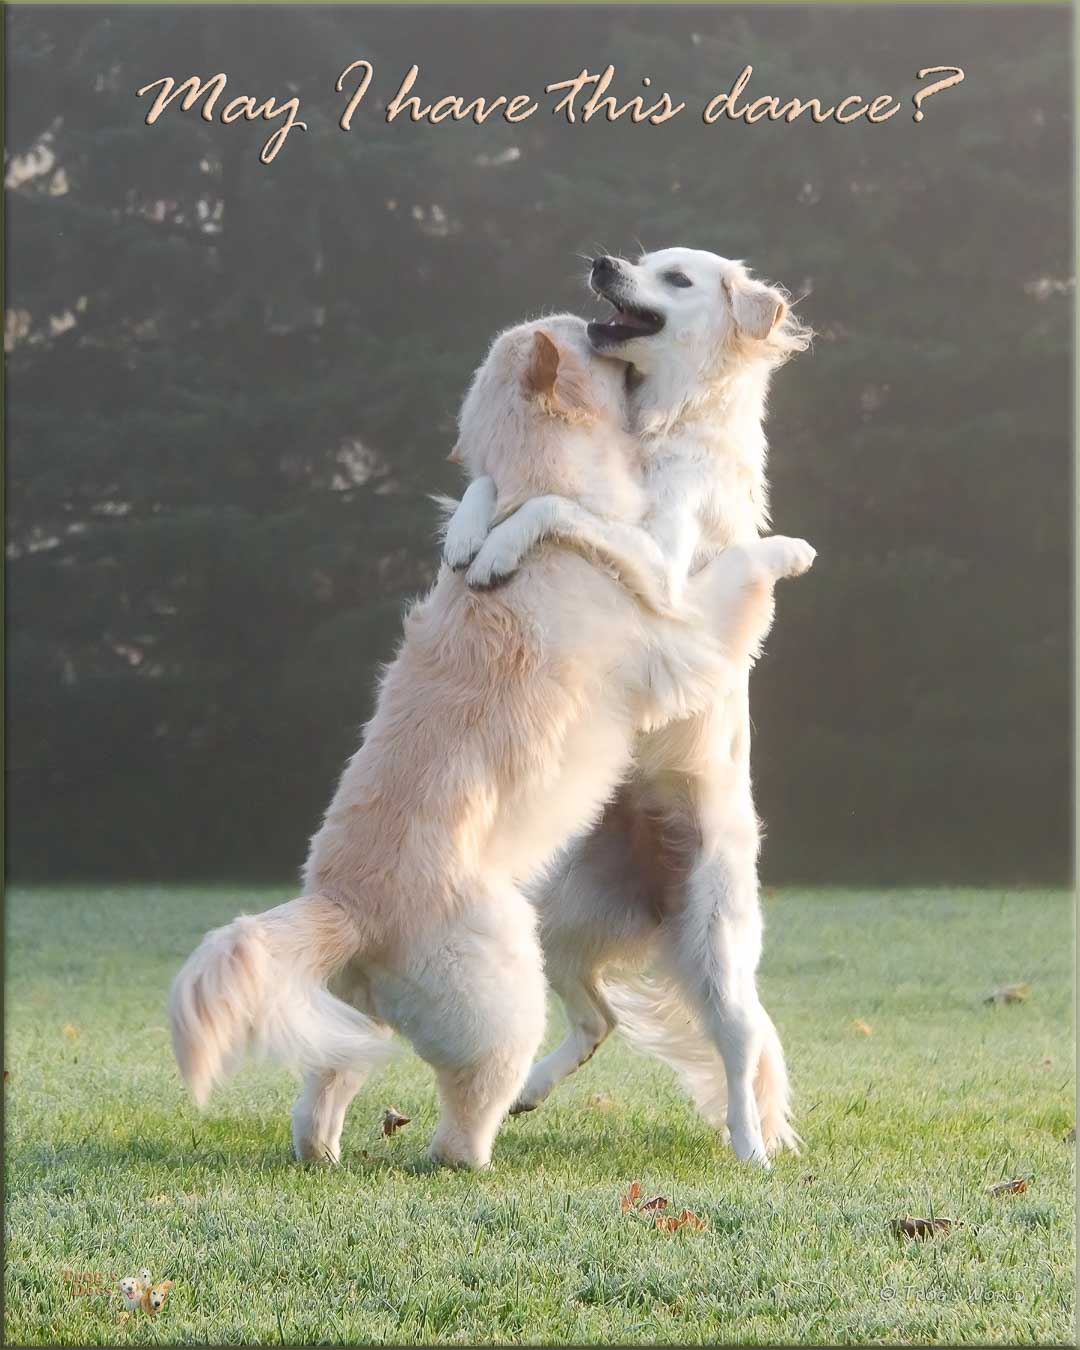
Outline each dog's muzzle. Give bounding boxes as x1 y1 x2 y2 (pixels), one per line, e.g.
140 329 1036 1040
587 257 665 349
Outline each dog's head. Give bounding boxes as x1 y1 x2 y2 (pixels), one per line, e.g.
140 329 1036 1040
453 313 629 480
146 1280 173 1312
586 247 810 389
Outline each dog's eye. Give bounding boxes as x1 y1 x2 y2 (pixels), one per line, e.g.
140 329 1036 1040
663 271 693 288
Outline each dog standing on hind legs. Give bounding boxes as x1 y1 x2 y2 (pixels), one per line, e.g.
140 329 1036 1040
461 249 812 1163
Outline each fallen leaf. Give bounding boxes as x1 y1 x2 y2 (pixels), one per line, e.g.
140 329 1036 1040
118 1312 131 1324
1063 1126 1075 1145
891 1216 960 1240
986 1178 1027 1196
851 1019 873 1037
656 1208 708 1233
619 1180 643 1213
801 1174 817 1185
984 983 1030 1005
638 1195 669 1212
381 1107 411 1137
588 1093 615 1110
62 1023 80 1041
3 1070 9 1083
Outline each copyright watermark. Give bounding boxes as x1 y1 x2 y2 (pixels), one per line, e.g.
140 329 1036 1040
880 1284 1025 1305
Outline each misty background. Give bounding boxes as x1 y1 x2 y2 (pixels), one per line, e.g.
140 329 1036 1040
5 5 1072 886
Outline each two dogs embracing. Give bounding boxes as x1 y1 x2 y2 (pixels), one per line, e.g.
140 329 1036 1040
169 247 815 1170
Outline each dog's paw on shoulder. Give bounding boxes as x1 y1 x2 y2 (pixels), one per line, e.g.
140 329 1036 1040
465 563 516 591
445 549 481 573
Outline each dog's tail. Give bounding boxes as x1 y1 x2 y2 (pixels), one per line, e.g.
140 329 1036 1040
606 971 799 1154
168 895 393 1107
606 971 729 1127
754 1010 801 1154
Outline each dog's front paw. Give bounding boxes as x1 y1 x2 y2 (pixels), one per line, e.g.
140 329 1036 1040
465 544 520 591
759 535 816 580
508 1098 539 1117
443 526 486 573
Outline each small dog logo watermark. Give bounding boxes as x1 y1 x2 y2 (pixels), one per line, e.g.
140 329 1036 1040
118 1269 174 1317
61 1266 174 1317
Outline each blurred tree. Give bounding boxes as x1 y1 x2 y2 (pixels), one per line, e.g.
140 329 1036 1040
5 6 1071 883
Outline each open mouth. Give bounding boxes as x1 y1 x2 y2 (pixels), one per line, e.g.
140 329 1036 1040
587 283 665 348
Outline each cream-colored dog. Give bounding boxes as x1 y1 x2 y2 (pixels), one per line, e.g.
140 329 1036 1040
169 312 813 1169
451 250 812 1165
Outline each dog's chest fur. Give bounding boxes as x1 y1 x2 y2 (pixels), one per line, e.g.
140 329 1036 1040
627 406 770 826
644 422 770 562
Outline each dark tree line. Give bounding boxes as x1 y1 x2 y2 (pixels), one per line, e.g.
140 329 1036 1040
5 6 1072 884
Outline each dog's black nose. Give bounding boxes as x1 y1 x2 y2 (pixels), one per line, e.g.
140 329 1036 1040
591 255 617 280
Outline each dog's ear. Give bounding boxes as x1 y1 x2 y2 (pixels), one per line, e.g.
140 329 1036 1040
523 330 591 413
729 278 787 340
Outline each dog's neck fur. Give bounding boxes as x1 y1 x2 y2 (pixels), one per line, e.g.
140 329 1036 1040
631 356 775 546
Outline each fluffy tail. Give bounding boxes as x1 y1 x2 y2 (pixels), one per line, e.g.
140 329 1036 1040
754 1011 801 1154
168 895 394 1107
606 971 799 1154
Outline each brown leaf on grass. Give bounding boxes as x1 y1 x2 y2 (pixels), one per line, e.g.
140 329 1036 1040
62 1023 80 1041
891 1216 961 1241
656 1208 708 1233
851 1019 873 1037
638 1195 670 1212
381 1107 411 1137
3 1070 9 1083
986 1177 1028 1196
800 1174 817 1185
983 983 1030 1005
619 1180 643 1213
1063 1126 1075 1145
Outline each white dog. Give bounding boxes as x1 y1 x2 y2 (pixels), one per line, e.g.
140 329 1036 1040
452 250 812 1164
168 312 812 1169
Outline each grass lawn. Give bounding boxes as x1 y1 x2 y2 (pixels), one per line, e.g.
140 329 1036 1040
4 886 1074 1345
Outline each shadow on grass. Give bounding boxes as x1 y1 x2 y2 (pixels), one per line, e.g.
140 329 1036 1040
14 1099 724 1190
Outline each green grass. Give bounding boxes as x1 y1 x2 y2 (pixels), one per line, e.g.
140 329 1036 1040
4 886 1075 1345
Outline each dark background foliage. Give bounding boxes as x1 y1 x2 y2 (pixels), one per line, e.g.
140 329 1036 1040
5 5 1072 885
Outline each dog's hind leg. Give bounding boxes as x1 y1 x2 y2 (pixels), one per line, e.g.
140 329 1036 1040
378 890 547 1168
666 817 771 1166
428 904 547 1168
292 1067 367 1164
291 966 386 1163
513 817 660 1114
511 965 615 1115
